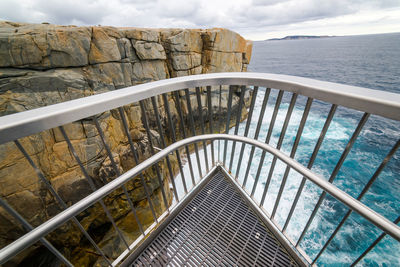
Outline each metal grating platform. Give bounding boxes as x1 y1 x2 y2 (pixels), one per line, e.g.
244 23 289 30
131 171 298 266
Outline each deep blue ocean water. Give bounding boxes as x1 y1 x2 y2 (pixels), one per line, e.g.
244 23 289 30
176 33 400 266
242 33 400 266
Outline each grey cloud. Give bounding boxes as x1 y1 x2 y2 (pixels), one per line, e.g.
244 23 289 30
234 1 354 27
156 0 200 18
0 1 44 24
33 0 111 25
251 0 290 6
351 0 400 8
0 0 399 39
233 0 400 30
0 0 110 25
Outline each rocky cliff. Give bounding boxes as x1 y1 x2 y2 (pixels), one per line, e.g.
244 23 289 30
0 21 252 266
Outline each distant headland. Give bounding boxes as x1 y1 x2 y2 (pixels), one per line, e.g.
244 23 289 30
267 35 336 41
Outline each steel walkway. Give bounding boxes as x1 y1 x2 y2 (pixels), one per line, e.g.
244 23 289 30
128 171 298 267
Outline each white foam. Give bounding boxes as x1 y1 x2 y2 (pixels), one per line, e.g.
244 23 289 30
173 89 398 264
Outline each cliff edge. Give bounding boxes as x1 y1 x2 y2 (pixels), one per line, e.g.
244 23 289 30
0 21 252 266
0 21 251 116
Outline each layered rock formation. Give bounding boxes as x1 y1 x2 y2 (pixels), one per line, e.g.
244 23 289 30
0 21 252 266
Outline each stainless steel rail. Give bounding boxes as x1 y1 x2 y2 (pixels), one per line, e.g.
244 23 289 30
0 72 399 266
1 134 399 265
1 72 400 144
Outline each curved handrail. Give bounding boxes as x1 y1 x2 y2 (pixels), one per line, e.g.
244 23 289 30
0 134 399 264
1 72 400 144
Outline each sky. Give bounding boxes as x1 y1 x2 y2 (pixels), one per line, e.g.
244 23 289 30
0 0 399 40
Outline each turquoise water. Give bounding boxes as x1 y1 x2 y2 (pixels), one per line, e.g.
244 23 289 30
226 89 399 266
242 33 400 266
176 33 400 265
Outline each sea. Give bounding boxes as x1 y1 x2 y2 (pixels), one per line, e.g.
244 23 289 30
176 32 400 266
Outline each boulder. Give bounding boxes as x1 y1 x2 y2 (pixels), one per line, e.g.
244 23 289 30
121 28 159 42
0 22 91 69
132 60 169 83
162 29 203 53
170 52 202 71
203 28 248 53
132 41 167 60
89 27 121 64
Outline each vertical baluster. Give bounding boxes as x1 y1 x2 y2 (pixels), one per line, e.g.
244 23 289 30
235 86 259 180
195 87 209 172
223 87 234 166
139 101 170 210
59 125 141 245
351 216 400 267
245 88 271 192
218 85 222 163
296 112 370 247
162 93 188 195
260 92 297 207
271 97 312 218
14 140 113 266
173 91 196 187
283 104 337 232
229 86 246 172
250 90 283 199
117 107 158 222
93 116 145 236
0 198 73 266
206 86 215 165
312 138 400 264
149 97 179 202
184 89 203 178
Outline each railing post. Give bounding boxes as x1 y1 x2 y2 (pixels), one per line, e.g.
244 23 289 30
149 97 179 202
218 85 223 163
139 100 170 210
283 104 337 232
260 92 297 207
235 86 259 180
229 86 246 173
254 90 284 204
173 91 196 188
195 87 210 172
117 107 159 223
93 116 145 236
312 138 400 264
13 139 113 266
162 93 188 195
351 216 400 266
59 124 139 248
296 112 370 247
271 97 312 219
0 198 73 266
244 87 270 192
223 87 234 166
184 89 203 178
207 86 215 165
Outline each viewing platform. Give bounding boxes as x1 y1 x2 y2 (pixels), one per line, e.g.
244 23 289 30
129 170 297 266
0 72 399 266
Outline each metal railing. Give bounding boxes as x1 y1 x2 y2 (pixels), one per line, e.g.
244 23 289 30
0 72 399 266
